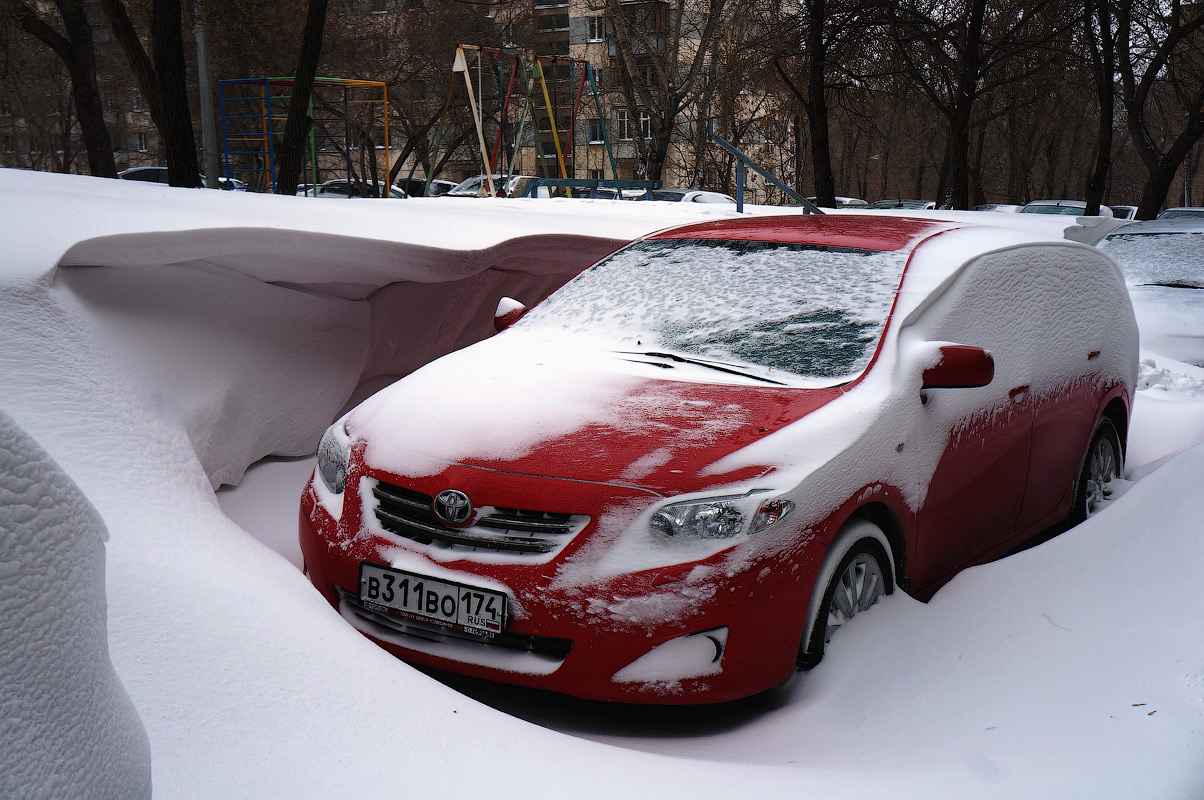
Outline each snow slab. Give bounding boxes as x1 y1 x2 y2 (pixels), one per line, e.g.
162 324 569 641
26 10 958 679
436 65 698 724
0 411 151 799
1 169 1203 798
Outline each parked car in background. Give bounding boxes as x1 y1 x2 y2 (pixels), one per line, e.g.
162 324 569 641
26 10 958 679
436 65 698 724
807 196 870 208
1157 207 1204 220
647 189 736 203
866 199 937 210
396 177 457 197
1098 218 1204 366
972 204 1023 212
118 167 247 190
1109 205 1138 220
1020 200 1113 217
300 214 1136 704
445 174 537 198
306 179 405 199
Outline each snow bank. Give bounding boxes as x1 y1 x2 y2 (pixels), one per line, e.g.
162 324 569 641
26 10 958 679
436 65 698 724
0 411 151 800
2 169 1203 799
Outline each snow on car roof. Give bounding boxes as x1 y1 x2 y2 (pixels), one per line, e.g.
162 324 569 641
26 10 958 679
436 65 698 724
648 213 953 252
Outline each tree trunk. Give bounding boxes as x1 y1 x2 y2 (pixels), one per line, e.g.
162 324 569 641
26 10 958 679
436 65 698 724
275 0 330 194
1084 0 1114 215
11 0 118 177
100 0 200 187
806 0 836 206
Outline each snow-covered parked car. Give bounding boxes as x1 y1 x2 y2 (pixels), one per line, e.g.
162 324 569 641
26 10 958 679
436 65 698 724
299 215 1138 704
1098 218 1204 367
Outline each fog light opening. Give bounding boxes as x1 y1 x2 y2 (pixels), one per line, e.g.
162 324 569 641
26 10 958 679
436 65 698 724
612 627 729 684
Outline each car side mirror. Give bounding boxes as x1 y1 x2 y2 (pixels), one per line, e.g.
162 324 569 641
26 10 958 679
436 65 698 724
494 297 528 332
922 345 994 389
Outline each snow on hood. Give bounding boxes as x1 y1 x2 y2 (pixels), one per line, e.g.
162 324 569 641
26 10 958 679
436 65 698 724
347 331 842 494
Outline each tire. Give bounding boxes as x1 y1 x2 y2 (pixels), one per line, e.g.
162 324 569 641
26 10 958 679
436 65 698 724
797 535 893 670
1068 417 1122 525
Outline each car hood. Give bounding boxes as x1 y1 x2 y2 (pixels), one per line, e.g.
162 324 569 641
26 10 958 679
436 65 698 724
346 337 845 495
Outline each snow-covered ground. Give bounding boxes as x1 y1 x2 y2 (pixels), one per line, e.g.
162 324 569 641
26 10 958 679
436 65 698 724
3 169 1204 798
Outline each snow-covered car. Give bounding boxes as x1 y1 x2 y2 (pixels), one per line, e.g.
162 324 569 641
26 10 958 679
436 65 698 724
299 215 1137 704
445 174 537 198
866 199 937 210
1098 218 1204 366
807 196 870 208
1109 205 1138 220
1021 199 1113 217
1157 206 1204 219
971 203 1023 212
647 189 737 204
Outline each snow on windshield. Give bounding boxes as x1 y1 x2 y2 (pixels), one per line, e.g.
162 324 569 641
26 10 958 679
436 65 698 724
516 238 908 383
1100 231 1204 287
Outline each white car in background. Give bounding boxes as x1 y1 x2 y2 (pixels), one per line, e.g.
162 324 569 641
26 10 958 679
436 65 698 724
1021 200 1113 217
1098 219 1204 367
647 189 737 203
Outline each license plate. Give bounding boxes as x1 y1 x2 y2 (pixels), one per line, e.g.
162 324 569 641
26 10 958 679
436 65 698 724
358 563 507 637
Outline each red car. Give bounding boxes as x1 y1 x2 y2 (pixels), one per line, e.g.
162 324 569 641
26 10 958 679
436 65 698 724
299 215 1137 704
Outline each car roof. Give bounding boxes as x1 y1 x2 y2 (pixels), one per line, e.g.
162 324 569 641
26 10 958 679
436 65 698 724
645 214 956 252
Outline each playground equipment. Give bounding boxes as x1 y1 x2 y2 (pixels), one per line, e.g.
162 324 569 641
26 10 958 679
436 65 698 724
430 45 653 197
218 77 390 193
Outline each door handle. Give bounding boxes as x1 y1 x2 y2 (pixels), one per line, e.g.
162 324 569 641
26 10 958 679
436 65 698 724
1009 385 1029 403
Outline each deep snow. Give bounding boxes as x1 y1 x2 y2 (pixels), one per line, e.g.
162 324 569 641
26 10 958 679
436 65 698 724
2 169 1203 798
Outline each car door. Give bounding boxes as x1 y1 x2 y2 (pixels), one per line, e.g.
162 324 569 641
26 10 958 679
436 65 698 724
907 252 1041 591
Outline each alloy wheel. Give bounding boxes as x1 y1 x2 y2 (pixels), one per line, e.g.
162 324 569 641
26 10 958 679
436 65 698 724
825 553 885 643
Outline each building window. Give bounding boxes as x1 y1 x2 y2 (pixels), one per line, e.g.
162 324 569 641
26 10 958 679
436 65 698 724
588 169 603 180
0 99 11 116
587 15 605 41
639 111 652 139
2 135 13 153
371 0 388 12
131 92 146 112
136 132 148 152
617 109 631 140
536 13 569 31
588 119 604 143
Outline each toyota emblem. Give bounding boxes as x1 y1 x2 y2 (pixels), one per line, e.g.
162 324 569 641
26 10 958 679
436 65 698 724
433 489 473 526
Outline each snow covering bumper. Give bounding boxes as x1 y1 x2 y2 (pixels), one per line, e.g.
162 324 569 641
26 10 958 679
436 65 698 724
299 477 815 704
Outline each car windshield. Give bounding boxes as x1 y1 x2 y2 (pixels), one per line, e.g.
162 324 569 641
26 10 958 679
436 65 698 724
1099 231 1204 288
514 238 908 384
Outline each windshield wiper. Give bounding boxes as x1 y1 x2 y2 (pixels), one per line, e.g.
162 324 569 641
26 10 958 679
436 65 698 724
1139 281 1204 289
617 350 788 385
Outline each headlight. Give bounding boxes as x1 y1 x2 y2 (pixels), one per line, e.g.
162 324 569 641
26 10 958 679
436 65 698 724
649 491 794 540
316 422 350 494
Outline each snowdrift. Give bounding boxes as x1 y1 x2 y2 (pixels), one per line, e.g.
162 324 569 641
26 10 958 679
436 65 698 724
1 169 1203 798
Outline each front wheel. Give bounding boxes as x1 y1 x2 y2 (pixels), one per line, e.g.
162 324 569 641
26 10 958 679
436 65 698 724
797 534 893 670
1068 417 1122 524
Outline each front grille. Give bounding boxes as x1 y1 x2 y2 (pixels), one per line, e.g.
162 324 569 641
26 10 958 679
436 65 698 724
371 480 587 556
338 589 573 660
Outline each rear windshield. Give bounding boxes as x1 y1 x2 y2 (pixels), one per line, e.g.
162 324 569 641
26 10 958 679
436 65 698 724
515 238 908 384
1100 231 1204 288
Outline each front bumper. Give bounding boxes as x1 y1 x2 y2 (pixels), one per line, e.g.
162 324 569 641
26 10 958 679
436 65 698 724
299 475 818 704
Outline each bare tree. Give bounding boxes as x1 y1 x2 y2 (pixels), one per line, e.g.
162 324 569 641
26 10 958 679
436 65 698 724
885 0 1080 208
604 0 727 181
273 0 329 195
100 0 200 186
4 0 116 176
1118 0 1204 218
1083 0 1119 214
